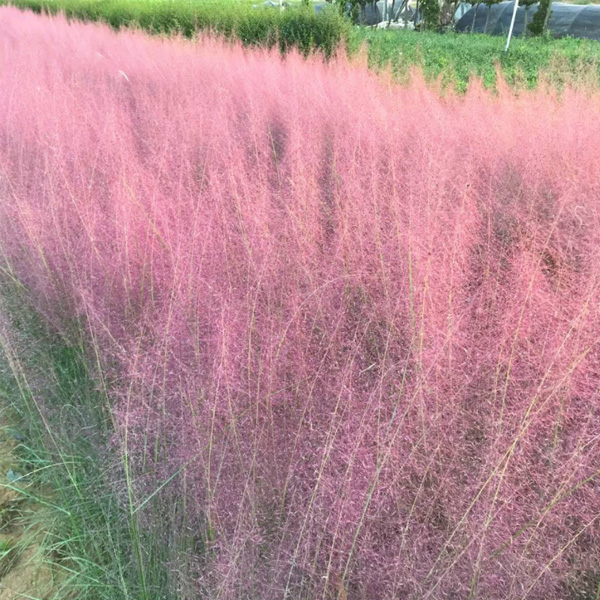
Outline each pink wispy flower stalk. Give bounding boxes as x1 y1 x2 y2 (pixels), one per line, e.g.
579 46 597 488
1 7 600 598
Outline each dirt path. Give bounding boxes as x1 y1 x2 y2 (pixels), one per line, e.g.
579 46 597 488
0 412 60 599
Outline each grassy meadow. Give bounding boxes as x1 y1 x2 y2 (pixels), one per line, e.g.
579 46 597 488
1 3 600 600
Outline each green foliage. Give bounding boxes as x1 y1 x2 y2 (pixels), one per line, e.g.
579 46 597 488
332 0 350 15
349 0 364 23
1 0 350 57
528 0 552 36
349 27 600 92
420 0 441 29
0 538 17 578
279 5 347 56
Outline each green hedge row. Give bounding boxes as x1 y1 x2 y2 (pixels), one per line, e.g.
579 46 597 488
4 0 350 57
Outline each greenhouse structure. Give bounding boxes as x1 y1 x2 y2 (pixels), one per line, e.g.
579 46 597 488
456 1 600 40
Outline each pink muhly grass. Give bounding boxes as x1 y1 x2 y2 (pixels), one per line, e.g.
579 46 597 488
2 7 600 599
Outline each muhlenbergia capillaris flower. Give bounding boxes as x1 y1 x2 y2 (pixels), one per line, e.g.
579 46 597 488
1 8 600 599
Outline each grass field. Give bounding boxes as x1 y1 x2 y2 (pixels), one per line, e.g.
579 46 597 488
2 6 600 599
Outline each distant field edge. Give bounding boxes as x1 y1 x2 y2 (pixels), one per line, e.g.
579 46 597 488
3 0 600 91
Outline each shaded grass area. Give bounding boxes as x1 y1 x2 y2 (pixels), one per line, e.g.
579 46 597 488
0 280 178 600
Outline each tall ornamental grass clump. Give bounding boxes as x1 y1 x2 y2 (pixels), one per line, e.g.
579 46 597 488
1 8 600 599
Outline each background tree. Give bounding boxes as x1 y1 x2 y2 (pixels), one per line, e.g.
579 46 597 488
334 0 367 23
528 0 552 35
420 0 441 28
439 0 456 27
520 0 537 33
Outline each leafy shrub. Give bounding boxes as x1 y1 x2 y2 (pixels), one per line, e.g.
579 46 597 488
528 0 553 36
420 0 441 29
2 8 600 600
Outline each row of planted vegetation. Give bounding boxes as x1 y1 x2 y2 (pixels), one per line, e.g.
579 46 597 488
2 6 600 599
